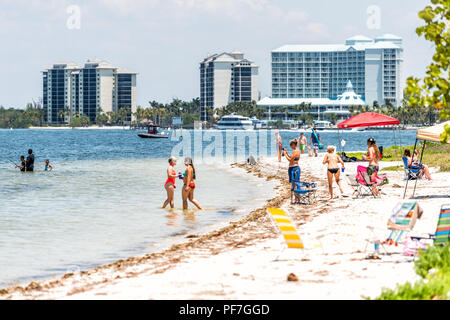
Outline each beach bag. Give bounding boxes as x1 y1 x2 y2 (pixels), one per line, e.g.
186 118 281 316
402 237 428 256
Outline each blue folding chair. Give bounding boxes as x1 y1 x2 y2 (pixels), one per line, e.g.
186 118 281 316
290 167 317 205
402 157 422 181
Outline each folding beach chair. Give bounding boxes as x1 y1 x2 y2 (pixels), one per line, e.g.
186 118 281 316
383 201 423 246
365 201 422 257
402 157 422 181
267 208 304 260
290 167 317 205
411 204 450 247
354 165 388 198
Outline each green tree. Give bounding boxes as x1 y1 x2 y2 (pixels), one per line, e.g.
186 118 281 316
57 109 65 125
69 117 82 127
118 107 128 126
106 111 118 125
80 114 90 127
404 0 449 123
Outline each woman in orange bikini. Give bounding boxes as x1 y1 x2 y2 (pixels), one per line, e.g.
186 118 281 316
162 156 178 209
182 157 202 210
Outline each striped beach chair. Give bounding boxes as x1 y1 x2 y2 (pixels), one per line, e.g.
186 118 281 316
383 201 422 247
412 204 450 246
267 208 304 260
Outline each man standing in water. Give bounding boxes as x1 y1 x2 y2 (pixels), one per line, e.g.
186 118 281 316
25 149 35 172
309 126 322 157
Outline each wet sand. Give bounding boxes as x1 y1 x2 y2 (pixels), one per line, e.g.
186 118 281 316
1 155 449 299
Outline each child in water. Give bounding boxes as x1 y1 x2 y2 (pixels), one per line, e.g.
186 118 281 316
16 156 26 172
44 159 53 172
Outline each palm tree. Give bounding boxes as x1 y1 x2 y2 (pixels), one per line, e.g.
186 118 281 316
64 106 72 124
118 107 128 126
280 105 290 121
58 109 65 125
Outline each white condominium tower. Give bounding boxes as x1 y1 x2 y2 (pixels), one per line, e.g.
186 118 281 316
271 34 403 106
43 59 137 124
200 52 259 121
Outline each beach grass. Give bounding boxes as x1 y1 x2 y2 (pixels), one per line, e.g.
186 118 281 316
381 165 403 171
342 143 450 172
375 245 450 300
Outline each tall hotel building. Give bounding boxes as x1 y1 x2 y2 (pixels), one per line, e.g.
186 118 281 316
268 34 403 107
43 59 137 124
200 52 259 121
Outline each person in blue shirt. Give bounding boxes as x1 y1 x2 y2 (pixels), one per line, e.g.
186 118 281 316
309 126 322 157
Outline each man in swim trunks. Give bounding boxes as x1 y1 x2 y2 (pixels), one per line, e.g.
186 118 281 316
275 132 282 162
309 126 322 157
298 132 307 154
284 139 301 184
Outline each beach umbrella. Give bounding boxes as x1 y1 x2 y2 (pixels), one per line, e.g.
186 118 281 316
336 112 400 154
337 112 399 129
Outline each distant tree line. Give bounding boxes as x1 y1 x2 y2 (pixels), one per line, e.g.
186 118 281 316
1 95 441 129
348 98 441 127
0 101 45 128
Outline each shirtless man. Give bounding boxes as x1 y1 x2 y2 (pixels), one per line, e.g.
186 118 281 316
283 139 301 184
275 132 282 162
322 146 345 199
298 132 308 154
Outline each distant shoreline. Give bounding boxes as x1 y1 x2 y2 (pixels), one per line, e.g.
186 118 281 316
18 126 419 131
27 126 131 130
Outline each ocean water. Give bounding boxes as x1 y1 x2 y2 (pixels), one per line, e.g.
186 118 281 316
0 129 417 287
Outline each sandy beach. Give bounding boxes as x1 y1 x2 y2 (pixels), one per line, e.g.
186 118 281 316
1 154 449 300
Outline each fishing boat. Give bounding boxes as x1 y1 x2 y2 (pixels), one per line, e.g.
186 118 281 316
137 125 169 139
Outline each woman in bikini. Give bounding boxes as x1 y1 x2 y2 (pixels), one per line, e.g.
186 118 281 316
182 157 202 210
322 146 345 199
162 156 178 209
404 149 432 180
283 139 301 184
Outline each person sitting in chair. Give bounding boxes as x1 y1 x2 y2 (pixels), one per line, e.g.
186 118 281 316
404 149 432 180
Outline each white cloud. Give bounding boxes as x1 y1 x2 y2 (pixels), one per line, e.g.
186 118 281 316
297 22 330 41
173 0 308 24
97 0 160 15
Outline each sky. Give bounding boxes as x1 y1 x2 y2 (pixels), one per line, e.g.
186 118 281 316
0 0 433 109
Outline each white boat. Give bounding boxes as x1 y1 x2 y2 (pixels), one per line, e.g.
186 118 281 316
313 120 332 130
216 115 254 130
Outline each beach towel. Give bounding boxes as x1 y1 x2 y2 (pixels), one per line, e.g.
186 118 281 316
403 237 428 256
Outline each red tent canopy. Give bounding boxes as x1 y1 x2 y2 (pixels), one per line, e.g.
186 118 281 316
337 112 399 129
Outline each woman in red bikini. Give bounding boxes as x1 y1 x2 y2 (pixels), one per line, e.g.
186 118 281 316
182 157 202 210
162 156 178 209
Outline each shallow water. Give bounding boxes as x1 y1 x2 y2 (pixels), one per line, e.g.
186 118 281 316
0 129 416 287
0 158 275 287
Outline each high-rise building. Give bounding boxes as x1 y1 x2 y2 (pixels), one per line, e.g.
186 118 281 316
200 52 259 121
270 34 403 106
43 59 137 124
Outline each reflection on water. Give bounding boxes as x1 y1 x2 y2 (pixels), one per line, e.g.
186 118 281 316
0 158 276 287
